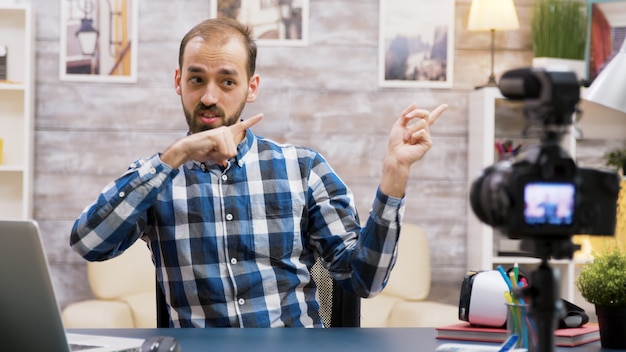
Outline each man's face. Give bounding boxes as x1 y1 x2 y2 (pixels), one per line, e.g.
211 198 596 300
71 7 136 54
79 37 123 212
175 36 258 134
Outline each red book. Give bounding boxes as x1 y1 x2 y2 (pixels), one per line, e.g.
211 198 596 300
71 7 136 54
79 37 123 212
435 322 600 347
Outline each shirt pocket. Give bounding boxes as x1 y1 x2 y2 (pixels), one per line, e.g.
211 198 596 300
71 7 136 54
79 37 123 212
250 199 304 260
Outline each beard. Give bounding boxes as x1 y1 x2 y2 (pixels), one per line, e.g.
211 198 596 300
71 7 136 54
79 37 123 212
184 98 247 134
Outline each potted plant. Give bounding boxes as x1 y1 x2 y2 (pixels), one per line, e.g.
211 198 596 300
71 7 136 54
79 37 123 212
576 246 626 349
531 0 587 79
604 148 626 176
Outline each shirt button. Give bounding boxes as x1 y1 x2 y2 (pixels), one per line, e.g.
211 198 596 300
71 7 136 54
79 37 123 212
230 258 238 265
226 214 233 221
118 191 125 198
149 167 156 174
221 175 228 181
238 298 245 305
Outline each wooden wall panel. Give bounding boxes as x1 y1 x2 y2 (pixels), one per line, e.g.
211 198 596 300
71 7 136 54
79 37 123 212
25 0 546 308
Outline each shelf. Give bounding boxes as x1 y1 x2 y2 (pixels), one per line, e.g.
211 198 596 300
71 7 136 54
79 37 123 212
492 256 589 265
0 4 33 220
0 165 24 172
0 82 26 90
467 87 581 303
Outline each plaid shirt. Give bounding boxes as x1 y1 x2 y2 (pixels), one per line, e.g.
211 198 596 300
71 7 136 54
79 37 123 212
70 129 404 327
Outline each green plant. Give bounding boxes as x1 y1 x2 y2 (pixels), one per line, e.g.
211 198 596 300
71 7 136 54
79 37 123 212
531 0 587 59
576 246 626 307
604 148 626 174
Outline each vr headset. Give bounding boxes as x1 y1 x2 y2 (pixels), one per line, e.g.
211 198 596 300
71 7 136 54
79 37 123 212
458 269 589 329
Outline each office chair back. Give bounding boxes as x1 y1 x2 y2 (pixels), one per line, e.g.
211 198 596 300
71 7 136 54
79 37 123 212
156 258 360 327
310 259 360 327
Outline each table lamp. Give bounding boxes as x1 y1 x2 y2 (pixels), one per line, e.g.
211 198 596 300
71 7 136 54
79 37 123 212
468 0 520 88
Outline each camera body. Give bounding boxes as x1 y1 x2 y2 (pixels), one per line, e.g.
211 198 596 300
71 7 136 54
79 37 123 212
470 143 619 238
469 68 620 239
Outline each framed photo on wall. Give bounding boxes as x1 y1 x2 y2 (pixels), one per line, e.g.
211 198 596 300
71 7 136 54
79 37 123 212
378 0 455 88
59 0 138 83
586 0 626 82
214 0 309 46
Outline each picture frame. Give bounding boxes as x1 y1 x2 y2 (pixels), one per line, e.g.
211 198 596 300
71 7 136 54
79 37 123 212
586 0 626 82
214 0 309 46
59 0 138 83
378 0 455 88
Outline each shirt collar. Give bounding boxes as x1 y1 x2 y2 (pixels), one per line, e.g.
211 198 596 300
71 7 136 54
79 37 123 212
236 129 255 167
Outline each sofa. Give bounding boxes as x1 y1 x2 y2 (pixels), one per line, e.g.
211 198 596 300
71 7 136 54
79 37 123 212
61 241 157 328
360 223 461 327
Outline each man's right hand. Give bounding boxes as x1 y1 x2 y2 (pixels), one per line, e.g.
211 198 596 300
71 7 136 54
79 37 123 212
161 113 263 168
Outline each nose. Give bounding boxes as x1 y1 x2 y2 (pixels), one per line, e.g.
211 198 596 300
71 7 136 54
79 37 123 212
200 83 219 106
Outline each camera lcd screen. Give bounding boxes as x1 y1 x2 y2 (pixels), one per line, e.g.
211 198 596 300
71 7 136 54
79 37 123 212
524 182 575 226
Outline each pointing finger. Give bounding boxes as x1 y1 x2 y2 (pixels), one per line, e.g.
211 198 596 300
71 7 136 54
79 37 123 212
427 104 448 126
231 113 263 135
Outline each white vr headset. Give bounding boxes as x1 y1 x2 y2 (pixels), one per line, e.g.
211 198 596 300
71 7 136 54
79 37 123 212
458 269 588 329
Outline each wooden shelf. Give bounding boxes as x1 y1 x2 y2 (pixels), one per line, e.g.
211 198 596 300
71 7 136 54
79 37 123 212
466 87 581 302
0 4 34 220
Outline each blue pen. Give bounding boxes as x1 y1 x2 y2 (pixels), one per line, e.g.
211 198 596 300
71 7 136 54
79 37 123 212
498 334 519 352
497 265 513 291
517 280 527 305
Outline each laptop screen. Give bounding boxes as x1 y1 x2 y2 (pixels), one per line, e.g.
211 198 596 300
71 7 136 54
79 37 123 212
0 220 144 352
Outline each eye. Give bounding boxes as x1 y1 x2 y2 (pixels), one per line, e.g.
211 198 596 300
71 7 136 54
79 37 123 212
189 76 203 84
223 79 235 86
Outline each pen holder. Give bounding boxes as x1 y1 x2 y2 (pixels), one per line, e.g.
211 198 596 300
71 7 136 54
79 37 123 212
506 302 536 351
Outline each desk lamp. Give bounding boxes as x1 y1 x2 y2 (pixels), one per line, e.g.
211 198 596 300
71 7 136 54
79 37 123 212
468 0 520 88
577 39 626 140
584 39 626 115
574 39 626 260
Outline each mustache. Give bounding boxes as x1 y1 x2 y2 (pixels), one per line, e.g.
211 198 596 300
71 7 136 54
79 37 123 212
195 103 224 117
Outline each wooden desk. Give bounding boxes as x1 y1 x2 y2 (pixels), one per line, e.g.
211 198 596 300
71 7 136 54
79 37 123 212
71 327 606 352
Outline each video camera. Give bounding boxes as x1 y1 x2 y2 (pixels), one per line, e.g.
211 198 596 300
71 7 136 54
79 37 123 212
469 67 620 240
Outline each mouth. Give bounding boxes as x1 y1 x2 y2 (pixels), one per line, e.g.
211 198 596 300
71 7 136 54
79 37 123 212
198 110 221 125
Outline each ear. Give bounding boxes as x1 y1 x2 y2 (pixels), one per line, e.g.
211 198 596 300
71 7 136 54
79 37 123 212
246 74 260 102
174 68 182 96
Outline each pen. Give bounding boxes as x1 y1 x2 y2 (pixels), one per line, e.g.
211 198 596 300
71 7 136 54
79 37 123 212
497 265 513 291
495 142 505 157
509 271 518 290
513 262 519 284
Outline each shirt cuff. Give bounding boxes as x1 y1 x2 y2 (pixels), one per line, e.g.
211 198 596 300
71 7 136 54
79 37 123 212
372 187 405 223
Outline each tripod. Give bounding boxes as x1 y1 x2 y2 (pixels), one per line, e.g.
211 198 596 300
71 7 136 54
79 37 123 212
517 237 579 352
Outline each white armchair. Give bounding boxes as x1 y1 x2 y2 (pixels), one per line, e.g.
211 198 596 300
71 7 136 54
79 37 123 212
62 241 156 328
360 223 460 327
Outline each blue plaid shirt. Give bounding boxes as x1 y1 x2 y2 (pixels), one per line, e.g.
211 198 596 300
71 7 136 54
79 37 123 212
70 129 404 327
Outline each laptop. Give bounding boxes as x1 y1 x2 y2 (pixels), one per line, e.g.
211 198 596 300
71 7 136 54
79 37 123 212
0 220 145 352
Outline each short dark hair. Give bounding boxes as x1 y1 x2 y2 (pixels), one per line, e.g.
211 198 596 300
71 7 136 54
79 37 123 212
178 17 257 78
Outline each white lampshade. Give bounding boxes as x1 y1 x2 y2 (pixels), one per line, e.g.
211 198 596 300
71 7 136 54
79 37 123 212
578 40 626 140
583 40 626 115
468 0 520 31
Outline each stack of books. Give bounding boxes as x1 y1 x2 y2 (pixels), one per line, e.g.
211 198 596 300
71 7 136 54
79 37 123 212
435 322 600 347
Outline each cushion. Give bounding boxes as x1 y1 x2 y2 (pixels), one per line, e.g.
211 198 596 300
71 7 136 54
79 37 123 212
382 223 430 300
87 241 154 299
122 291 157 328
360 294 399 327
61 300 134 328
